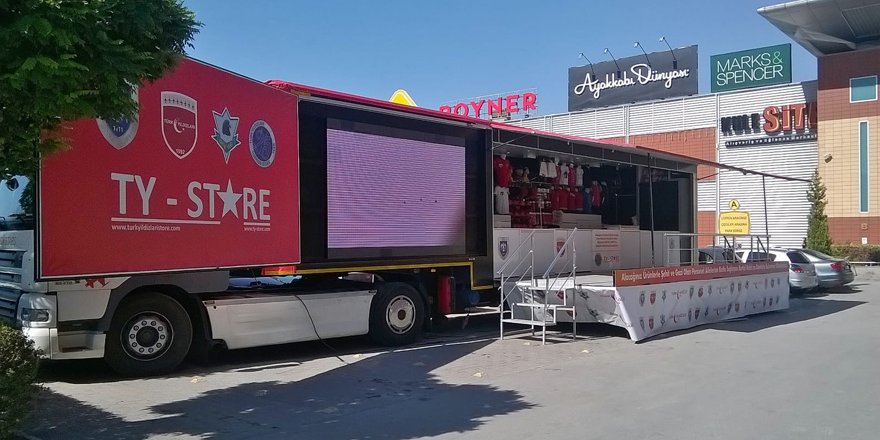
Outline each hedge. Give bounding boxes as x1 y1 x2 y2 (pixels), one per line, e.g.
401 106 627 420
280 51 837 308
830 245 880 262
0 325 40 438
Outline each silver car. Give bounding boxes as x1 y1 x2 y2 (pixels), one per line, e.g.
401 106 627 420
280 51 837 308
792 249 856 289
736 249 819 293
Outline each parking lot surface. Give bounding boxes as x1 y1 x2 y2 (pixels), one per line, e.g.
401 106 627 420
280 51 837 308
24 269 880 440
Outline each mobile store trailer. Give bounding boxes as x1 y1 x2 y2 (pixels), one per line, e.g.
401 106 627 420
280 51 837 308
0 57 774 376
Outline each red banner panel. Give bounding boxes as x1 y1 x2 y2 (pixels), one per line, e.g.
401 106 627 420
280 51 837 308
39 58 300 279
614 262 789 288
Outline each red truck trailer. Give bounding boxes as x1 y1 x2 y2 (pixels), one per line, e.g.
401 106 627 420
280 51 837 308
0 58 495 375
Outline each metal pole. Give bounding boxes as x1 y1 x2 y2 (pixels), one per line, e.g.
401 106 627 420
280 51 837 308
762 175 770 249
647 160 656 267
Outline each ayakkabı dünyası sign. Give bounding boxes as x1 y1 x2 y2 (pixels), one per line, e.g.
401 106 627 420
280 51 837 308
568 45 698 111
710 44 792 93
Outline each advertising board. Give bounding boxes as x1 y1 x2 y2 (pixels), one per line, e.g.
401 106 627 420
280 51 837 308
568 46 698 110
39 58 301 279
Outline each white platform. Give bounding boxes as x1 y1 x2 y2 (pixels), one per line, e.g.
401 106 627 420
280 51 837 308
502 268 789 342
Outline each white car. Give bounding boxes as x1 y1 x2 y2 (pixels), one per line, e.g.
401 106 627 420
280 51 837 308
735 249 819 294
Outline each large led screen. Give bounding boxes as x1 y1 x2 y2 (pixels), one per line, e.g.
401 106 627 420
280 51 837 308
326 122 466 259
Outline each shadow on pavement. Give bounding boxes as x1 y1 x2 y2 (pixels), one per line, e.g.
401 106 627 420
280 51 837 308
646 296 865 341
27 338 534 440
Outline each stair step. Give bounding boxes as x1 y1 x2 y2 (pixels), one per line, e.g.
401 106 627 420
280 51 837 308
501 318 556 327
512 303 576 310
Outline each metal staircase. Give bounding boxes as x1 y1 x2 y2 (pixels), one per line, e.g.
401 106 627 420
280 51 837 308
498 228 579 345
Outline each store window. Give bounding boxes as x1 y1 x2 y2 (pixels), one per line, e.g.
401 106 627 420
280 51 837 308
860 121 869 213
850 76 878 103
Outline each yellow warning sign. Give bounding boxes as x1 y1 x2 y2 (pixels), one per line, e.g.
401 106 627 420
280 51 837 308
719 211 750 235
728 199 740 211
389 89 417 107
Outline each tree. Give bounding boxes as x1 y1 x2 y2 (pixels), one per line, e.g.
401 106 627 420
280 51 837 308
0 0 200 180
806 169 832 253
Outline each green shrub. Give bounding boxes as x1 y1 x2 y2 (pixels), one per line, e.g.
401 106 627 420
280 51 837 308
0 325 40 438
830 245 880 262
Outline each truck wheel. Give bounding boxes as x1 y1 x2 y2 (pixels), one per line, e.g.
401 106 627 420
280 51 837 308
369 282 425 346
104 293 193 376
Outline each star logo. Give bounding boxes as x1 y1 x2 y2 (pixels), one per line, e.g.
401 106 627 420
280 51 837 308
212 108 241 163
217 179 242 218
85 278 107 288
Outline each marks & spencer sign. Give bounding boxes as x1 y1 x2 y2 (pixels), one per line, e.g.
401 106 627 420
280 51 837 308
568 45 698 111
710 44 792 93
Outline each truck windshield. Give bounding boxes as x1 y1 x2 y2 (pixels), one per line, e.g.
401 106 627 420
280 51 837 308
0 176 35 231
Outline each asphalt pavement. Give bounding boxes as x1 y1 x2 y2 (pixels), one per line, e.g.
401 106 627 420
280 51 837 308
22 269 880 440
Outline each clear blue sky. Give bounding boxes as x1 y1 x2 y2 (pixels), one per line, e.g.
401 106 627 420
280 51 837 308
184 0 817 115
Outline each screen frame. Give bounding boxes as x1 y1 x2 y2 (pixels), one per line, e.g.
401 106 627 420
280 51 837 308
297 98 490 264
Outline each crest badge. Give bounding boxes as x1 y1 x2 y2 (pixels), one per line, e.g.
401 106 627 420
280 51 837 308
649 291 656 305
698 287 704 298
249 120 276 168
648 316 655 330
212 107 241 163
735 303 740 313
639 317 645 331
97 87 139 149
161 91 198 159
498 237 509 260
639 292 646 307
660 314 666 326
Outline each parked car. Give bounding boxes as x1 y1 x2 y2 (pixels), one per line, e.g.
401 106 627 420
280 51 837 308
790 248 855 289
698 246 739 264
735 249 819 294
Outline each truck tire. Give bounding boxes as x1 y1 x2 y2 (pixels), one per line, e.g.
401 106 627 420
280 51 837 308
104 292 193 376
369 282 425 346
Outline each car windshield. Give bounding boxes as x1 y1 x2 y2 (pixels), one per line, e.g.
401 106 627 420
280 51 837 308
799 249 835 261
0 176 35 231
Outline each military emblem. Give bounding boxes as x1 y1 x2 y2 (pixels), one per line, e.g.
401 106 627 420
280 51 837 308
161 91 198 159
704 306 710 318
689 286 694 298
730 282 735 293
662 290 667 302
727 303 732 314
660 314 666 326
698 287 704 298
639 317 645 331
769 297 774 307
498 237 509 260
648 316 654 330
764 278 768 289
737 282 742 293
695 308 701 319
763 297 767 308
708 285 713 295
735 303 740 313
639 291 646 307
249 119 276 168
98 87 139 149
771 278 775 288
688 309 693 322
211 107 241 163
649 291 656 305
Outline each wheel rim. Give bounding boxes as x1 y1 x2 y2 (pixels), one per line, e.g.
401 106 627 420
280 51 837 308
385 295 416 335
121 312 173 361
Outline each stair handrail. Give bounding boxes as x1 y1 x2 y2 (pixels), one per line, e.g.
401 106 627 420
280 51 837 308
542 228 578 279
497 229 537 275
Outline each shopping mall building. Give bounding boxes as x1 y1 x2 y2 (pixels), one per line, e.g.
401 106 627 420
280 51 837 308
503 0 880 248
